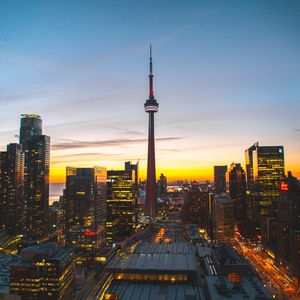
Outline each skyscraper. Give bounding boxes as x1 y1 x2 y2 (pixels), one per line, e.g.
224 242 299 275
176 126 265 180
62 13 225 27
0 143 24 234
106 162 138 246
276 172 300 281
144 46 159 218
213 194 235 243
228 163 247 223
19 114 50 241
245 142 285 246
19 114 42 146
214 165 227 194
181 184 213 239
245 143 257 191
158 173 167 196
64 167 107 262
23 135 50 240
125 161 139 227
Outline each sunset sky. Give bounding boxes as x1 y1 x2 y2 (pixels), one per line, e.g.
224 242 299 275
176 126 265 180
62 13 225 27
1 1 300 183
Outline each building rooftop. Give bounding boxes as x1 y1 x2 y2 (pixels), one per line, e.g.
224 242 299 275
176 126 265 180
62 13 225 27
213 244 245 266
206 276 272 300
105 281 206 300
215 194 234 204
20 242 59 261
134 243 194 254
0 254 21 293
196 244 212 258
106 253 197 273
106 242 197 273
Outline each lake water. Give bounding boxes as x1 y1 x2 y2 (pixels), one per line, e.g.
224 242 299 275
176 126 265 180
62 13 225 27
49 183 65 205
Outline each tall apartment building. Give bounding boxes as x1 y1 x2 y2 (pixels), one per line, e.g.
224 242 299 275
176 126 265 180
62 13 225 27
214 166 227 194
64 167 107 263
214 194 235 243
0 143 24 234
244 142 285 246
106 162 138 246
19 114 50 241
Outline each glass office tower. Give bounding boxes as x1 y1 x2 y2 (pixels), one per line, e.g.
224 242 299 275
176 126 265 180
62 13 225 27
23 135 50 240
106 162 138 246
245 142 285 247
64 167 107 264
214 165 227 194
19 114 42 146
0 143 24 234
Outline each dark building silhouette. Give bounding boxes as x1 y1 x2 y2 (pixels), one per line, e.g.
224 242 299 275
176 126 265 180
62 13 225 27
158 173 167 196
64 167 106 263
228 163 247 224
213 194 235 243
106 162 138 246
0 143 24 234
277 172 300 282
245 143 256 191
214 166 227 194
144 46 159 218
182 184 214 240
10 243 74 300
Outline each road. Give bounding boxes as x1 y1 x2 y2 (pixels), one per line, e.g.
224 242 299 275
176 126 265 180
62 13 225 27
235 232 300 300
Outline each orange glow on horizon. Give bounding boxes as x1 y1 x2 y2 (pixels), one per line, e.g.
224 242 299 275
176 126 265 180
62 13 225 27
50 164 300 184
49 150 300 184
50 166 214 183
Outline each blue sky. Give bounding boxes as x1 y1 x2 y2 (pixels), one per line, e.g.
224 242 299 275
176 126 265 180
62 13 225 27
1 0 300 181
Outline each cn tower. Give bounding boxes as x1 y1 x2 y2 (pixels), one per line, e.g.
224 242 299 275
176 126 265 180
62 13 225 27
144 45 159 218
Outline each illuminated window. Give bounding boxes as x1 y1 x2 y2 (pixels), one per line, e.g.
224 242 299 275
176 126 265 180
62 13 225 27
228 272 240 283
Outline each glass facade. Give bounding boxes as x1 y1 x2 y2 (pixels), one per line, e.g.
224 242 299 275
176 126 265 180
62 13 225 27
245 143 285 247
24 135 50 240
228 163 247 223
64 167 107 263
0 143 24 234
214 166 227 194
10 244 74 299
214 195 235 243
19 114 42 146
106 162 138 246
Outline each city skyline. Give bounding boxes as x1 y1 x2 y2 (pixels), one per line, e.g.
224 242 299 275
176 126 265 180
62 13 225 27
1 1 300 183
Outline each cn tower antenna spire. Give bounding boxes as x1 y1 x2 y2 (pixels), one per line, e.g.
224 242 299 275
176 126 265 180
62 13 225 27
149 44 154 98
144 45 159 218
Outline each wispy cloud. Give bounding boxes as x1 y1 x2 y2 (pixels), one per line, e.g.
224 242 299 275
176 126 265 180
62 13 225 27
0 49 49 68
51 152 122 163
156 26 193 45
159 148 180 152
52 137 184 150
0 94 30 104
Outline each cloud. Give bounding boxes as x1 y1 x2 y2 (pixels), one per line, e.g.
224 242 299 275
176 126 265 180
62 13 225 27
112 128 144 136
0 49 49 68
51 152 122 163
156 26 193 45
0 94 29 104
53 152 120 158
159 148 180 152
51 137 184 150
292 129 300 132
